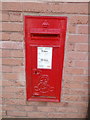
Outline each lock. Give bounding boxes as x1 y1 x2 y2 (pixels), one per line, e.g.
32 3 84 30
33 69 41 75
25 16 67 102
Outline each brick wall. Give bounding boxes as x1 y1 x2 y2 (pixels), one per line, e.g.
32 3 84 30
2 2 88 118
0 1 2 119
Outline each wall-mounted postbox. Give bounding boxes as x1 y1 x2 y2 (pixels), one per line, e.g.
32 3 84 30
24 16 67 102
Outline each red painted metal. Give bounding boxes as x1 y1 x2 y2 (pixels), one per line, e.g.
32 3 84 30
24 16 67 102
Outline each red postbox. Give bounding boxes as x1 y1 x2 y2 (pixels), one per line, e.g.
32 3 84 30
24 16 67 102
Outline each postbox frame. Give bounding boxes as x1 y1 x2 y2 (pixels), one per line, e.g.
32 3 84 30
24 15 67 102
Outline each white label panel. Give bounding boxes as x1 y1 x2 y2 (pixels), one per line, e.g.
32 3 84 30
37 47 53 69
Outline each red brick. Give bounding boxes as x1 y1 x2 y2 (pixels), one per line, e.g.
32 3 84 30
9 12 22 22
25 106 35 112
65 43 75 51
22 2 88 14
48 112 86 118
63 81 88 89
2 2 22 11
44 101 87 109
67 52 88 60
89 15 90 24
2 116 16 118
2 58 23 66
12 66 24 73
3 86 25 94
2 111 6 116
0 2 1 12
10 32 23 41
72 76 88 83
3 98 26 105
62 3 88 14
74 60 88 68
75 43 88 52
27 112 47 118
0 111 2 119
2 32 10 41
0 13 2 22
37 106 56 112
62 95 88 102
47 113 67 118
0 41 2 49
2 66 13 73
65 113 87 118
66 102 88 108
0 12 1 22
87 25 90 34
67 23 76 33
11 50 24 58
88 44 90 51
15 85 25 93
63 75 73 81
40 106 84 114
68 35 88 43
64 59 74 67
3 105 25 111
3 79 25 87
84 69 88 75
47 102 69 108
2 50 11 57
77 25 88 34
2 12 10 22
0 96 2 103
56 107 87 113
0 50 2 58
26 101 47 106
2 22 23 32
3 92 16 99
62 88 88 96
0 23 2 32
3 73 18 80
2 41 23 49
22 2 63 13
7 111 27 117
6 92 25 99
64 67 84 75
0 31 1 40
69 15 88 24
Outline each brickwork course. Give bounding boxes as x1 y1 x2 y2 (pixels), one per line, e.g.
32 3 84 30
1 1 88 118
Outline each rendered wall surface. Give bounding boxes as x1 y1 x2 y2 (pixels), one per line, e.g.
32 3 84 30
2 2 88 118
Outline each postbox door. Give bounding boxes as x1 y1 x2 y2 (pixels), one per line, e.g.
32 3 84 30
29 45 62 101
25 16 67 102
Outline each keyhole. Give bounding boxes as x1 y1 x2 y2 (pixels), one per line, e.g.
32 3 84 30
33 69 41 75
35 71 38 74
34 71 40 75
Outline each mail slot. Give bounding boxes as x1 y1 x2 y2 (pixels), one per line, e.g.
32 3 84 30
24 16 67 102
